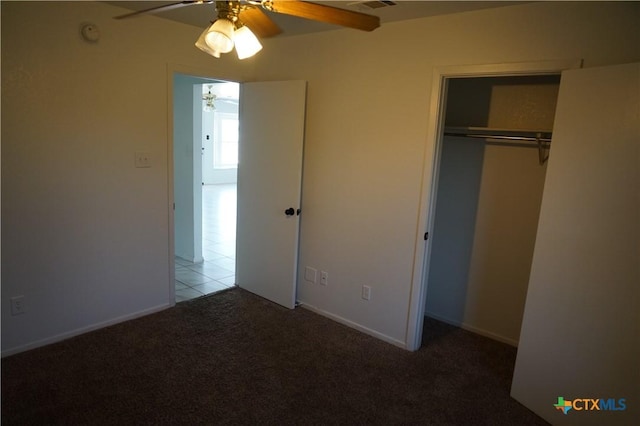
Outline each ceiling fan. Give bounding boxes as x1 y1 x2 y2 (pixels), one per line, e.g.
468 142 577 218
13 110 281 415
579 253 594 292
115 1 380 59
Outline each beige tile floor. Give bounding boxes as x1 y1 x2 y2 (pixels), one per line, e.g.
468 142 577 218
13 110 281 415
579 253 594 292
175 184 236 302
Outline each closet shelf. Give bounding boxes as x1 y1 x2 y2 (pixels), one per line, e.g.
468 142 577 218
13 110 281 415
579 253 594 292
443 126 552 165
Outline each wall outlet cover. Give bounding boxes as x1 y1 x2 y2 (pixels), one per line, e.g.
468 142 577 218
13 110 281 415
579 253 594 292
10 296 26 316
304 266 317 284
135 151 152 168
362 285 371 301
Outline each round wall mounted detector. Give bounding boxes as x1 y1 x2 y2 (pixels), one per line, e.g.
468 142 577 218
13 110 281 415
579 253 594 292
81 23 100 42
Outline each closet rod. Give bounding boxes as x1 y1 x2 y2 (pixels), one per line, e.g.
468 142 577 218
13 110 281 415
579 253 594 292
443 132 551 144
443 127 551 165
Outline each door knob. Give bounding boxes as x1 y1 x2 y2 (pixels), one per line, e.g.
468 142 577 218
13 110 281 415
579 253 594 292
284 207 295 216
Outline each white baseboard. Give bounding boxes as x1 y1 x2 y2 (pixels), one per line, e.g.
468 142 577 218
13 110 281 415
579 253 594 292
299 301 407 350
425 311 519 347
175 254 204 264
1 303 173 357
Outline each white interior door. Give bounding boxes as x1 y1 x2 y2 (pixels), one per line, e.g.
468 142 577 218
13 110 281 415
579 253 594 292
511 62 639 424
236 80 307 309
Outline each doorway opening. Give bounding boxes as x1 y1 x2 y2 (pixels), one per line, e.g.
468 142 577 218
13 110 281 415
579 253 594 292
172 74 239 302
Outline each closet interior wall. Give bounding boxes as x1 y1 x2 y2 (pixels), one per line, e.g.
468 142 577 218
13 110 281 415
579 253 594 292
425 75 561 346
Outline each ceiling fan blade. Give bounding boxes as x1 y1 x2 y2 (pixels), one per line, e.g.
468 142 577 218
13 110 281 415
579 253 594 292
267 0 380 32
239 7 282 38
114 1 210 20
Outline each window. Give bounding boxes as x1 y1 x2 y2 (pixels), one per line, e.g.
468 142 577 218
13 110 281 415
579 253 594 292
214 112 238 169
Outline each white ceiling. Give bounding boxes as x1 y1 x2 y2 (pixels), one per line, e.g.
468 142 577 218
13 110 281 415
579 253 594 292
106 1 526 37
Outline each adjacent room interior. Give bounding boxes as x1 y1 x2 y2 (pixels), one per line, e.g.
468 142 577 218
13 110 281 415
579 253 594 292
173 80 239 302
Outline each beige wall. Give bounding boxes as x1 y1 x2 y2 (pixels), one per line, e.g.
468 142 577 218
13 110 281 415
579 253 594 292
1 1 250 354
252 2 639 344
464 143 548 344
2 1 639 355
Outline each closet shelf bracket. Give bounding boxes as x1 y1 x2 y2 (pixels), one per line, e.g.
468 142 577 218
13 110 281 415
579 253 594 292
536 133 549 165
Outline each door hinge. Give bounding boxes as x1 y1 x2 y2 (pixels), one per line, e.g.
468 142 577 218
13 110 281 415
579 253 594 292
424 232 429 241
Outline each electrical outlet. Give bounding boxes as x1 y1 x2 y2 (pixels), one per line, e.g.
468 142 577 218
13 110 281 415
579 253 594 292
362 285 371 301
304 266 317 284
10 296 26 315
134 151 152 168
320 271 328 286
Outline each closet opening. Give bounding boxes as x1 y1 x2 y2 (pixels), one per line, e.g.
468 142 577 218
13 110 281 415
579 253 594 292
422 74 561 347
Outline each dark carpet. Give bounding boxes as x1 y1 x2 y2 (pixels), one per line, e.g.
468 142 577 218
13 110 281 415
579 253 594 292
2 287 546 425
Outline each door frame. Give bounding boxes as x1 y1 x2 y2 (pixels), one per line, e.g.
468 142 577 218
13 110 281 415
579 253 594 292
405 59 583 351
166 63 240 304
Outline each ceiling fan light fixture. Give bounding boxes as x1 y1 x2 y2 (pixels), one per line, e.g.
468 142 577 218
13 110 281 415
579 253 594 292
120 0 381 60
233 25 262 60
195 26 221 57
204 18 235 54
